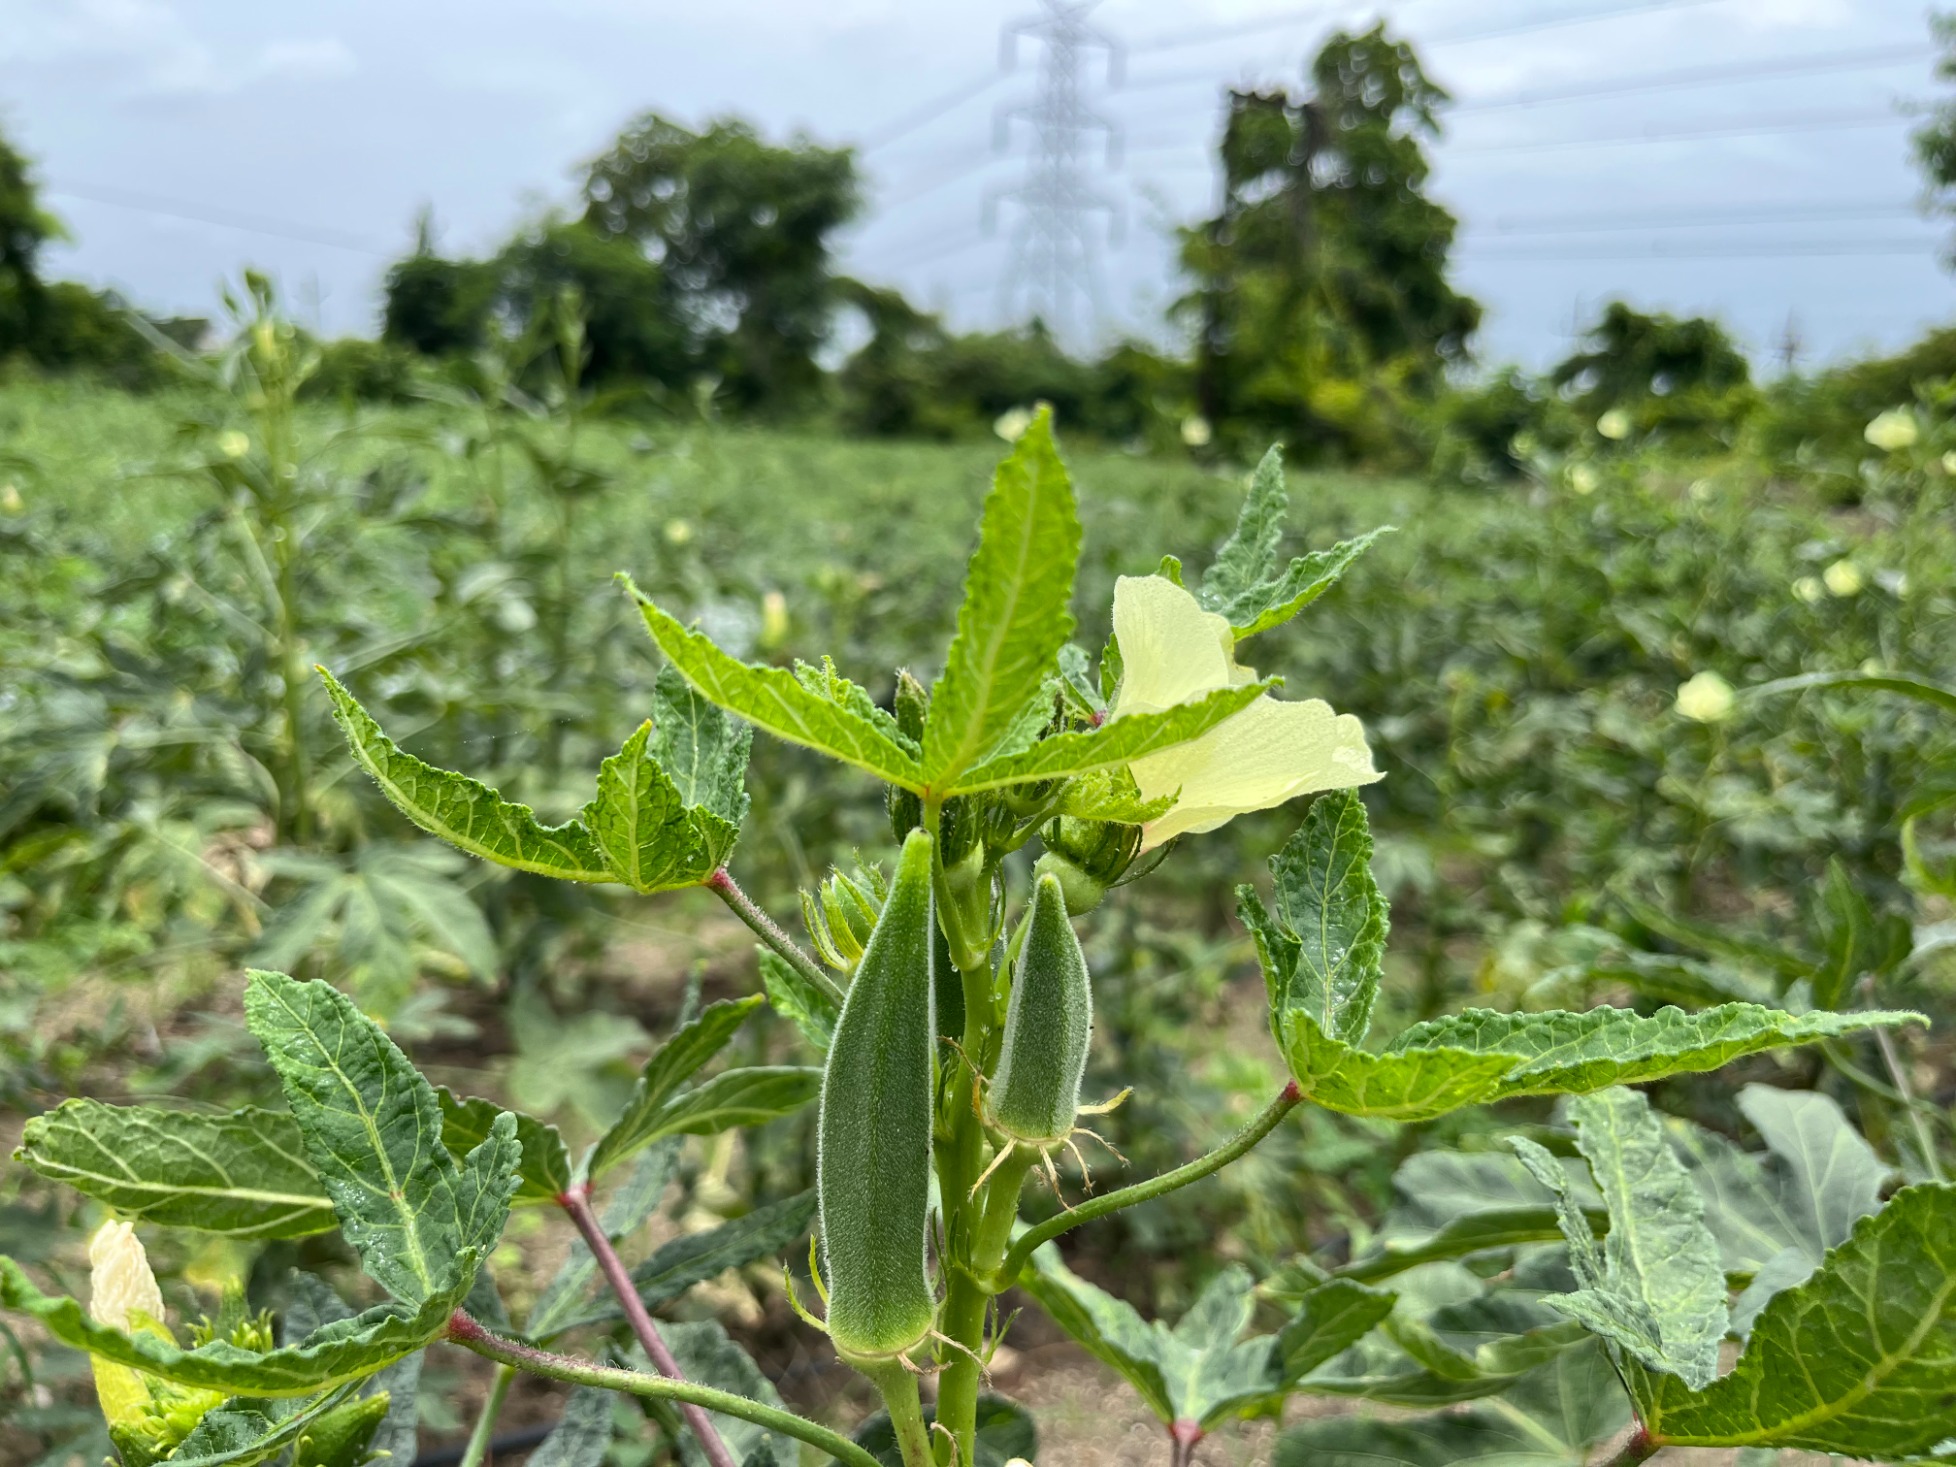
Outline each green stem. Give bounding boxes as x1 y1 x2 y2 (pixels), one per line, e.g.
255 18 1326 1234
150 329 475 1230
1869 1010 1947 1183
995 1083 1303 1287
707 867 845 1005
445 1313 880 1467
457 1362 515 1467
857 1357 936 1467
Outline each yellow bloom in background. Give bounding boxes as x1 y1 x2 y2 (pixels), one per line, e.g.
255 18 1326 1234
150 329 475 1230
1822 559 1864 598
759 589 791 650
1793 576 1825 604
1675 670 1736 723
1110 575 1381 849
993 406 1035 443
1941 450 1956 476
1180 414 1213 447
216 430 251 459
1596 408 1632 440
1569 463 1600 495
1864 408 1918 451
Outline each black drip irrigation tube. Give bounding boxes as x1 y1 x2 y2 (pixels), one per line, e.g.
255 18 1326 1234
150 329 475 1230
411 1421 558 1466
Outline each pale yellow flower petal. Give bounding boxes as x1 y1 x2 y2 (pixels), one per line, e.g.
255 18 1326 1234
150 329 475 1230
1110 574 1235 717
89 1221 164 1331
1132 696 1381 848
88 1220 171 1430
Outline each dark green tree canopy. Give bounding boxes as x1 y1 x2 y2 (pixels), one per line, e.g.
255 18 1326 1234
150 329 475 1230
581 115 860 409
1177 23 1480 460
0 127 61 351
1551 301 1751 409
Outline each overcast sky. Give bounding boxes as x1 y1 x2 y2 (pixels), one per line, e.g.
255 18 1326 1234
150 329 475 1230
2 0 1946 369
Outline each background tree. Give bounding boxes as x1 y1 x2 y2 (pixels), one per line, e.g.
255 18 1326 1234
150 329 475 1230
0 126 61 356
1177 24 1479 461
381 211 498 358
1915 9 1956 259
581 115 860 411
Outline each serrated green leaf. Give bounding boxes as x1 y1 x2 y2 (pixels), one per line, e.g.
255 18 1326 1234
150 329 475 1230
1637 1182 1956 1458
648 1068 819 1140
319 669 614 883
948 681 1270 795
0 1258 446 1398
1273 1280 1398 1383
244 970 519 1307
13 1101 335 1240
1268 992 1924 1121
1197 447 1390 640
436 1090 571 1205
587 996 763 1180
563 1191 816 1334
1515 1088 1727 1389
583 720 729 893
625 580 924 790
1022 1249 1285 1431
163 1385 370 1467
1021 1246 1173 1420
1053 767 1175 824
527 1386 614 1467
1673 1083 1891 1283
651 663 753 829
1224 530 1391 640
924 406 1080 787
1241 788 1387 1046
1202 448 1288 610
1277 1340 1630 1467
757 949 839 1053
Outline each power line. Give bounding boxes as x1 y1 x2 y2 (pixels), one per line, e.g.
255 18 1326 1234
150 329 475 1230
1459 237 1936 260
1447 106 1904 155
45 182 391 256
859 72 1005 154
1481 199 1921 234
1128 0 1727 61
1456 41 1923 113
878 148 1009 210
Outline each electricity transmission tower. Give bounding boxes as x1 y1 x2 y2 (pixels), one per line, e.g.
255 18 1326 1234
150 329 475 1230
989 1 1122 353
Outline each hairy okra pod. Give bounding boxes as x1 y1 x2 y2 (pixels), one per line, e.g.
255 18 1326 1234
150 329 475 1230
816 828 938 1361
986 870 1093 1146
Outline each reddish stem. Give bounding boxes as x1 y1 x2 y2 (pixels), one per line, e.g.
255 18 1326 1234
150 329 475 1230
558 1183 738 1467
1170 1420 1203 1467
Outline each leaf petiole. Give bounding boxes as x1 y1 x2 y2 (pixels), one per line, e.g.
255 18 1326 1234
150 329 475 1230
444 1311 883 1467
994 1083 1302 1287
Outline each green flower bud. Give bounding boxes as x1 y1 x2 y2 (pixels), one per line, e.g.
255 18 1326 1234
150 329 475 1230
1032 848 1108 915
799 864 884 974
1043 815 1142 888
988 872 1093 1147
817 830 939 1361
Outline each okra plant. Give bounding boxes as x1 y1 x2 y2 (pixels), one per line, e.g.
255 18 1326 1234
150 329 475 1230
9 411 1954 1466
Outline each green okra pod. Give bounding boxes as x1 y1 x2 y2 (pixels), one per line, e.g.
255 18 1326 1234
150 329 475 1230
987 870 1093 1147
816 828 939 1361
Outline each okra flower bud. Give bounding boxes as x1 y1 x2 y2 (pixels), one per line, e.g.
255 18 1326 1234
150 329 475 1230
816 829 939 1361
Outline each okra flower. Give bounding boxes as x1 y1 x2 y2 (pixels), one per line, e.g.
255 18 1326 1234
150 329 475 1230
1110 574 1380 849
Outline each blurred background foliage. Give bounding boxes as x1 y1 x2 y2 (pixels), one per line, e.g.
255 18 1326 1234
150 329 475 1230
2 16 1955 1462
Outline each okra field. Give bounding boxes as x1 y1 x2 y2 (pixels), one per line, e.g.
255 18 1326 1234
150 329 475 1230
2 307 1955 1467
